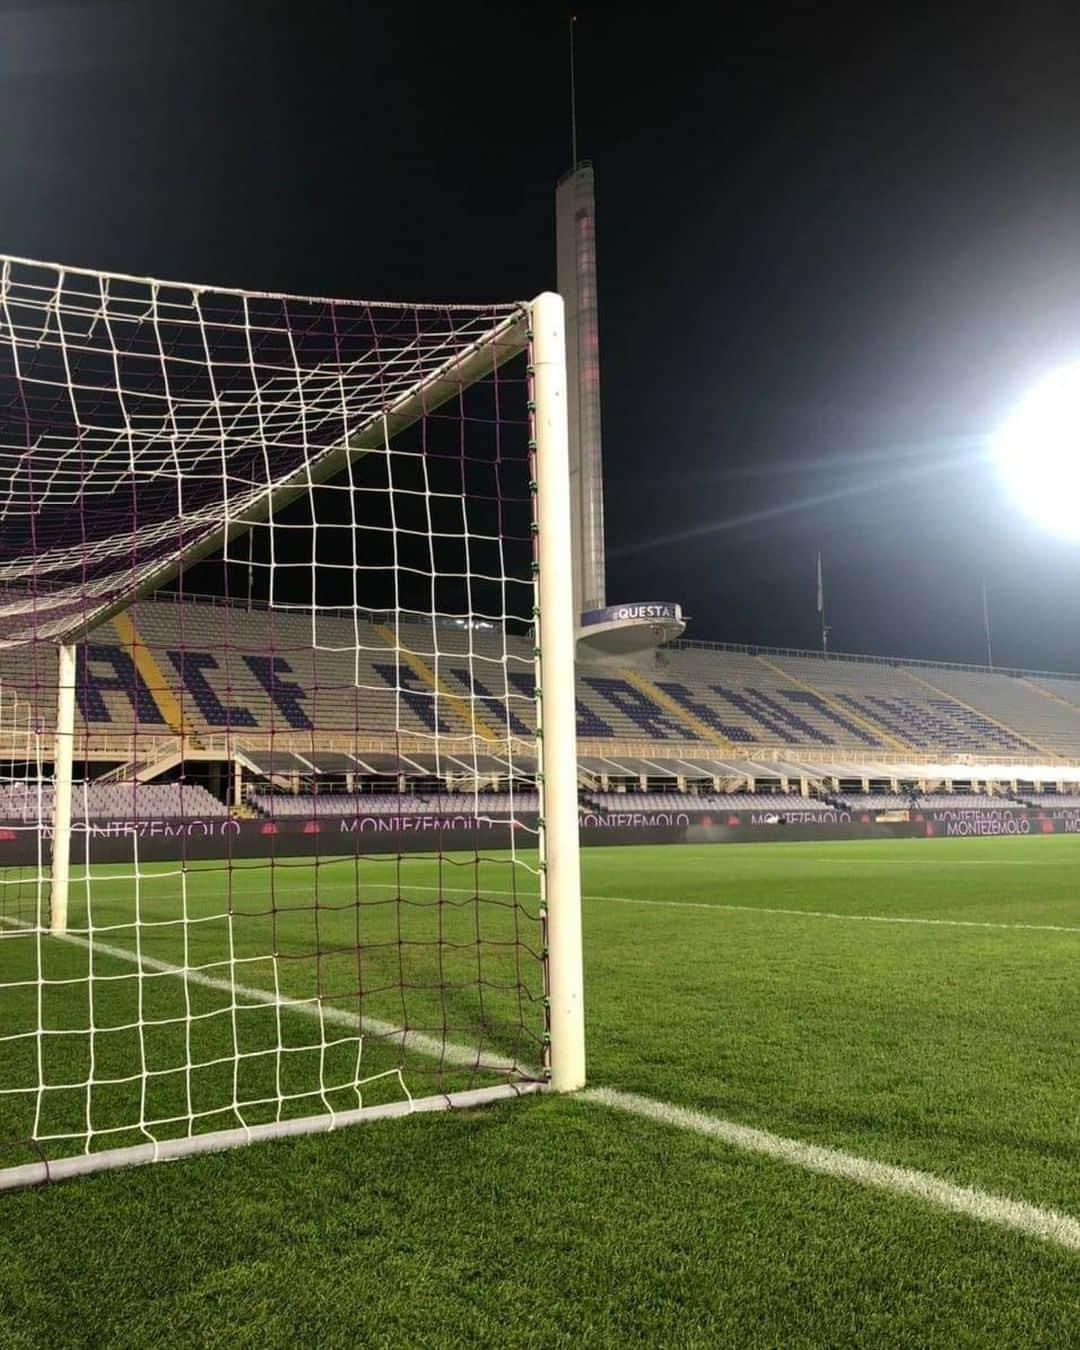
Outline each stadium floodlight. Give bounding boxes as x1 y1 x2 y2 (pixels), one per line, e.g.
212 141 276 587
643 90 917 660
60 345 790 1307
0 255 584 1189
993 361 1080 539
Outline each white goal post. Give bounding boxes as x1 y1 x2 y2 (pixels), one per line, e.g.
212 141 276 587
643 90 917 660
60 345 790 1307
532 295 586 1093
0 258 584 1189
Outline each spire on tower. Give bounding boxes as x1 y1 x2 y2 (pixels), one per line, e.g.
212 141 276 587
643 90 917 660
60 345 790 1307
569 13 578 168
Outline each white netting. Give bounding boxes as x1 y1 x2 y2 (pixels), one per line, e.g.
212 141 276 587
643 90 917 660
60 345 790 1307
0 256 527 643
0 680 45 933
0 255 554 1186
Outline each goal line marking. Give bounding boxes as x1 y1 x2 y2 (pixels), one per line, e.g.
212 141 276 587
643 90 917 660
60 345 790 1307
584 1087 1080 1254
0 914 526 1074
4 914 1077 1251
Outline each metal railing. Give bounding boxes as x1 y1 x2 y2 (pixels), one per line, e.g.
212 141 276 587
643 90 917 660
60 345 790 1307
5 730 1072 775
146 590 515 632
665 637 1080 684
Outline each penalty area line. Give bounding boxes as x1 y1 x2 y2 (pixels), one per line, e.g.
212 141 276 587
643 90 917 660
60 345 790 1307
199 878 1080 935
584 1087 1080 1254
588 893 1080 934
36 868 1079 935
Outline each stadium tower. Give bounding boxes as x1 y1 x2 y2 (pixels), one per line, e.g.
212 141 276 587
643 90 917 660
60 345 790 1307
556 159 685 665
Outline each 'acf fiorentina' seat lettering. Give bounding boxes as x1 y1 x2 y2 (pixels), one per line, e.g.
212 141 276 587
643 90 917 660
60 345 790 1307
241 656 313 731
839 693 942 745
581 677 691 740
451 668 532 738
49 607 1069 754
923 698 1037 753
708 684 838 745
776 688 882 746
655 681 756 742
71 635 621 739
76 645 167 726
166 651 257 729
839 692 1039 756
372 662 453 734
506 670 615 739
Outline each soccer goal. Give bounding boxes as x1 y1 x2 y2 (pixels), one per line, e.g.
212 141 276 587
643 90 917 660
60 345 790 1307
0 255 583 1189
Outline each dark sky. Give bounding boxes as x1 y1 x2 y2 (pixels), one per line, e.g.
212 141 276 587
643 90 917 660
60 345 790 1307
7 0 1080 669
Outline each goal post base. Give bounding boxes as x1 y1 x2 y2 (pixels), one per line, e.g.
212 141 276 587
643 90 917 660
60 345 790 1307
0 1080 546 1193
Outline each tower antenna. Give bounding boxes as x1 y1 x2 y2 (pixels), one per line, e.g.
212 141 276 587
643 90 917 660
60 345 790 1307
569 13 578 167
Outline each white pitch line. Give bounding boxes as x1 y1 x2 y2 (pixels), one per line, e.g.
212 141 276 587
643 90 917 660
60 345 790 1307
4 921 1078 1251
584 1087 1080 1254
157 877 1080 936
0 915 525 1074
38 872 1080 936
472 882 1079 934
585 893 1080 934
585 854 1078 868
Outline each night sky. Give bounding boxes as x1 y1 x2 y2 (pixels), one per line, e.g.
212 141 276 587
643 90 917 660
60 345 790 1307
7 1 1080 669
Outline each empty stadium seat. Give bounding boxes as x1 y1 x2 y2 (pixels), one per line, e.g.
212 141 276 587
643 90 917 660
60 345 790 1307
7 597 1080 762
0 780 228 821
247 791 539 817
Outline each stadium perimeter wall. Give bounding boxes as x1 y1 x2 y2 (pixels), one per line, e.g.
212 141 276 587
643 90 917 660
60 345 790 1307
1 807 1078 866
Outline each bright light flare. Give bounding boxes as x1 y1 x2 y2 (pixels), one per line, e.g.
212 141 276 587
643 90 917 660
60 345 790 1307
994 362 1080 539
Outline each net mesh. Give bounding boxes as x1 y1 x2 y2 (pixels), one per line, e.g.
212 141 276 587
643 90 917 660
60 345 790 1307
0 255 548 1182
0 680 45 933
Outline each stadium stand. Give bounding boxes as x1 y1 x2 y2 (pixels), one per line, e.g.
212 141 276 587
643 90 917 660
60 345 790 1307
900 666 1080 757
753 653 1041 757
839 794 915 810
247 791 540 817
648 645 1080 758
656 647 891 749
587 792 833 812
843 793 1009 811
8 601 1080 803
0 781 229 821
1027 676 1080 716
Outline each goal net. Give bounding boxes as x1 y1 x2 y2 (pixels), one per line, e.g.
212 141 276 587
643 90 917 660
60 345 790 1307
0 255 583 1188
0 679 45 932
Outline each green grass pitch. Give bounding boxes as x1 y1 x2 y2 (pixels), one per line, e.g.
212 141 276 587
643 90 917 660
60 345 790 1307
1 835 1078 1346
